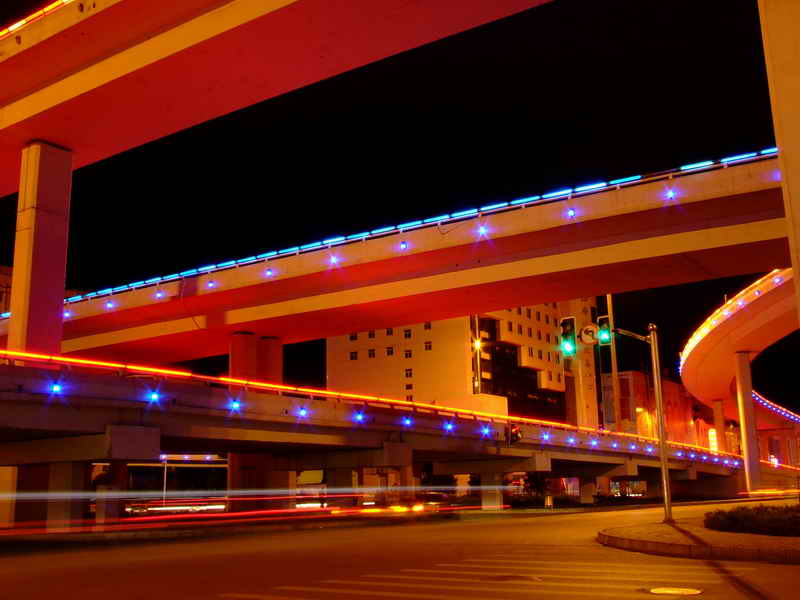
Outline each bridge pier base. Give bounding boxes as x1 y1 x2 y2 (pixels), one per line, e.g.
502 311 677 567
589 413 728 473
480 472 504 510
227 453 296 512
7 141 72 355
12 462 88 531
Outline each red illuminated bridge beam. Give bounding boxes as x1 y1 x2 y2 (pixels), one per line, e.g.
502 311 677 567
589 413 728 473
0 156 788 364
0 0 551 198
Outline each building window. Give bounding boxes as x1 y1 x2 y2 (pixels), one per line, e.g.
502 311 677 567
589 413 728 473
545 315 550 325
387 328 394 335
526 308 532 319
507 321 513 332
406 394 413 401
424 341 432 351
555 335 559 345
536 311 541 321
517 324 523 334
557 372 562 383
527 327 532 337
516 307 522 315
547 352 551 362
546 333 551 343
405 368 413 378
548 370 553 381
537 330 542 341
404 329 412 339
405 383 413 390
349 333 358 341
368 348 376 358
349 351 358 360
404 349 412 358
528 347 533 357
553 302 558 310
556 353 560 364
386 347 394 357
368 330 375 339
538 349 543 359
424 322 431 330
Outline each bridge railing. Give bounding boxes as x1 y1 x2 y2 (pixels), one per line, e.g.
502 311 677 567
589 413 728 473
0 347 769 472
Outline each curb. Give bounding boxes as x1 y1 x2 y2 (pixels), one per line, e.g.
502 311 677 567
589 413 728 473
597 529 800 564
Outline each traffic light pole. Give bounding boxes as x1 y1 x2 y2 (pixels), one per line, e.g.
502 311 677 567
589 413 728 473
614 323 674 524
606 294 623 432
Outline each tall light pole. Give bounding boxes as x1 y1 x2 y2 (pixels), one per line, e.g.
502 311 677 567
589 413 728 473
615 322 674 524
606 294 622 432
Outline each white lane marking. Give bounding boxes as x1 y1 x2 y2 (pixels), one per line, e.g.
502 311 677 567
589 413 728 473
361 573 686 590
305 579 650 598
400 568 720 584
276 586 481 599
460 557 754 571
219 595 312 600
500 557 756 570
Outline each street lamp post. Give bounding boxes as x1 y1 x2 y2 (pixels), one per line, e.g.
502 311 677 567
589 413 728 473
615 322 674 524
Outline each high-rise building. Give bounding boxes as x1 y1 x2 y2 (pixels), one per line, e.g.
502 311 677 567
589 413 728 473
0 266 11 314
326 298 598 426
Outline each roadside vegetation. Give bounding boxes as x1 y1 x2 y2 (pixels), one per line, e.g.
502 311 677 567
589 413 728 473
704 504 800 536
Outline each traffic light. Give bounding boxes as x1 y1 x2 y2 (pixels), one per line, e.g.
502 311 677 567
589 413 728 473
597 316 612 346
508 423 522 444
560 317 577 356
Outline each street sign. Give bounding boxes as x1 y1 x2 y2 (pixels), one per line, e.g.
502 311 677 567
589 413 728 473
579 323 599 345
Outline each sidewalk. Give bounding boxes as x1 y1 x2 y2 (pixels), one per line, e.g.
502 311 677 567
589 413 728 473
598 515 800 564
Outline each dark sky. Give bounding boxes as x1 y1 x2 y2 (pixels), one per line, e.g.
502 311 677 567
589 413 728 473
2 1 795 409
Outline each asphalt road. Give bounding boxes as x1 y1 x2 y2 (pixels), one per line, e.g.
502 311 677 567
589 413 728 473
1 500 796 600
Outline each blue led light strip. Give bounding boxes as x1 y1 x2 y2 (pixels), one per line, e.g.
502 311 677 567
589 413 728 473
0 147 778 320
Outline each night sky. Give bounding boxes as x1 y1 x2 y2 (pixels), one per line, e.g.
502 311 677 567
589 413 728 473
2 1 796 409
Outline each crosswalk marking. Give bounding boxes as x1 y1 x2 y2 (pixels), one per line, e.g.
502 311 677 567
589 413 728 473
459 557 750 572
400 568 720 584
276 586 475 599
500 556 755 571
435 561 727 577
300 578 656 598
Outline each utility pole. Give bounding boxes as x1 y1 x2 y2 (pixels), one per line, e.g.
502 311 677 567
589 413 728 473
606 294 622 431
615 323 674 524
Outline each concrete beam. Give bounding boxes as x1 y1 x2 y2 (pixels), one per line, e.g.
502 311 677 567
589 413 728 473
432 452 550 475
0 425 159 465
293 442 411 470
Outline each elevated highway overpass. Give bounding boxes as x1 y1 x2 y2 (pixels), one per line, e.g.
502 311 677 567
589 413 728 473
0 151 788 363
681 268 800 492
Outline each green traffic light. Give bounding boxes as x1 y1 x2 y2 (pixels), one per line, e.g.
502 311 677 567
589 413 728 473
599 329 611 342
561 340 575 355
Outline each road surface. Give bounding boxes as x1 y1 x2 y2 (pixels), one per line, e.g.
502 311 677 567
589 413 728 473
1 499 795 599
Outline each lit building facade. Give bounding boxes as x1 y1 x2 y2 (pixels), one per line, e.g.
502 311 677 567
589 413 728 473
0 266 10 314
326 298 599 425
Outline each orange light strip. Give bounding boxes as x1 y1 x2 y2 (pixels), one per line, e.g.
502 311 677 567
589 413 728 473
0 347 742 460
0 0 77 40
761 459 800 473
680 268 789 370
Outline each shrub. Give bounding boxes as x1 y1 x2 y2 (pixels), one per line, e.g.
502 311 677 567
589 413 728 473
704 504 800 536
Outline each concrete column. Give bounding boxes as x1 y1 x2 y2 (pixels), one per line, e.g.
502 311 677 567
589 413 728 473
227 452 268 512
398 464 415 503
480 472 504 510
229 332 258 378
579 478 596 505
712 399 728 452
0 467 17 528
95 461 128 525
258 336 283 382
46 462 86 531
758 1 800 323
267 469 296 510
8 142 72 354
735 352 760 492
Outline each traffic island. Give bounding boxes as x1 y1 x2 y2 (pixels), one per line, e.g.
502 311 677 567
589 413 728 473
598 516 800 564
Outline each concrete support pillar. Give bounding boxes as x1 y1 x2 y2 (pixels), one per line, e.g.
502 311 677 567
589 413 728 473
258 336 283 382
735 352 761 492
758 2 800 323
398 464 415 503
229 332 259 379
227 452 268 512
229 332 283 382
0 467 17 528
712 399 728 452
579 479 597 505
95 461 128 525
46 462 86 531
267 469 296 510
325 468 358 505
480 472 504 510
8 142 72 354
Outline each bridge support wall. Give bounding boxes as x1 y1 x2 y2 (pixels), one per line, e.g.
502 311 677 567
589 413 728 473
7 141 72 354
